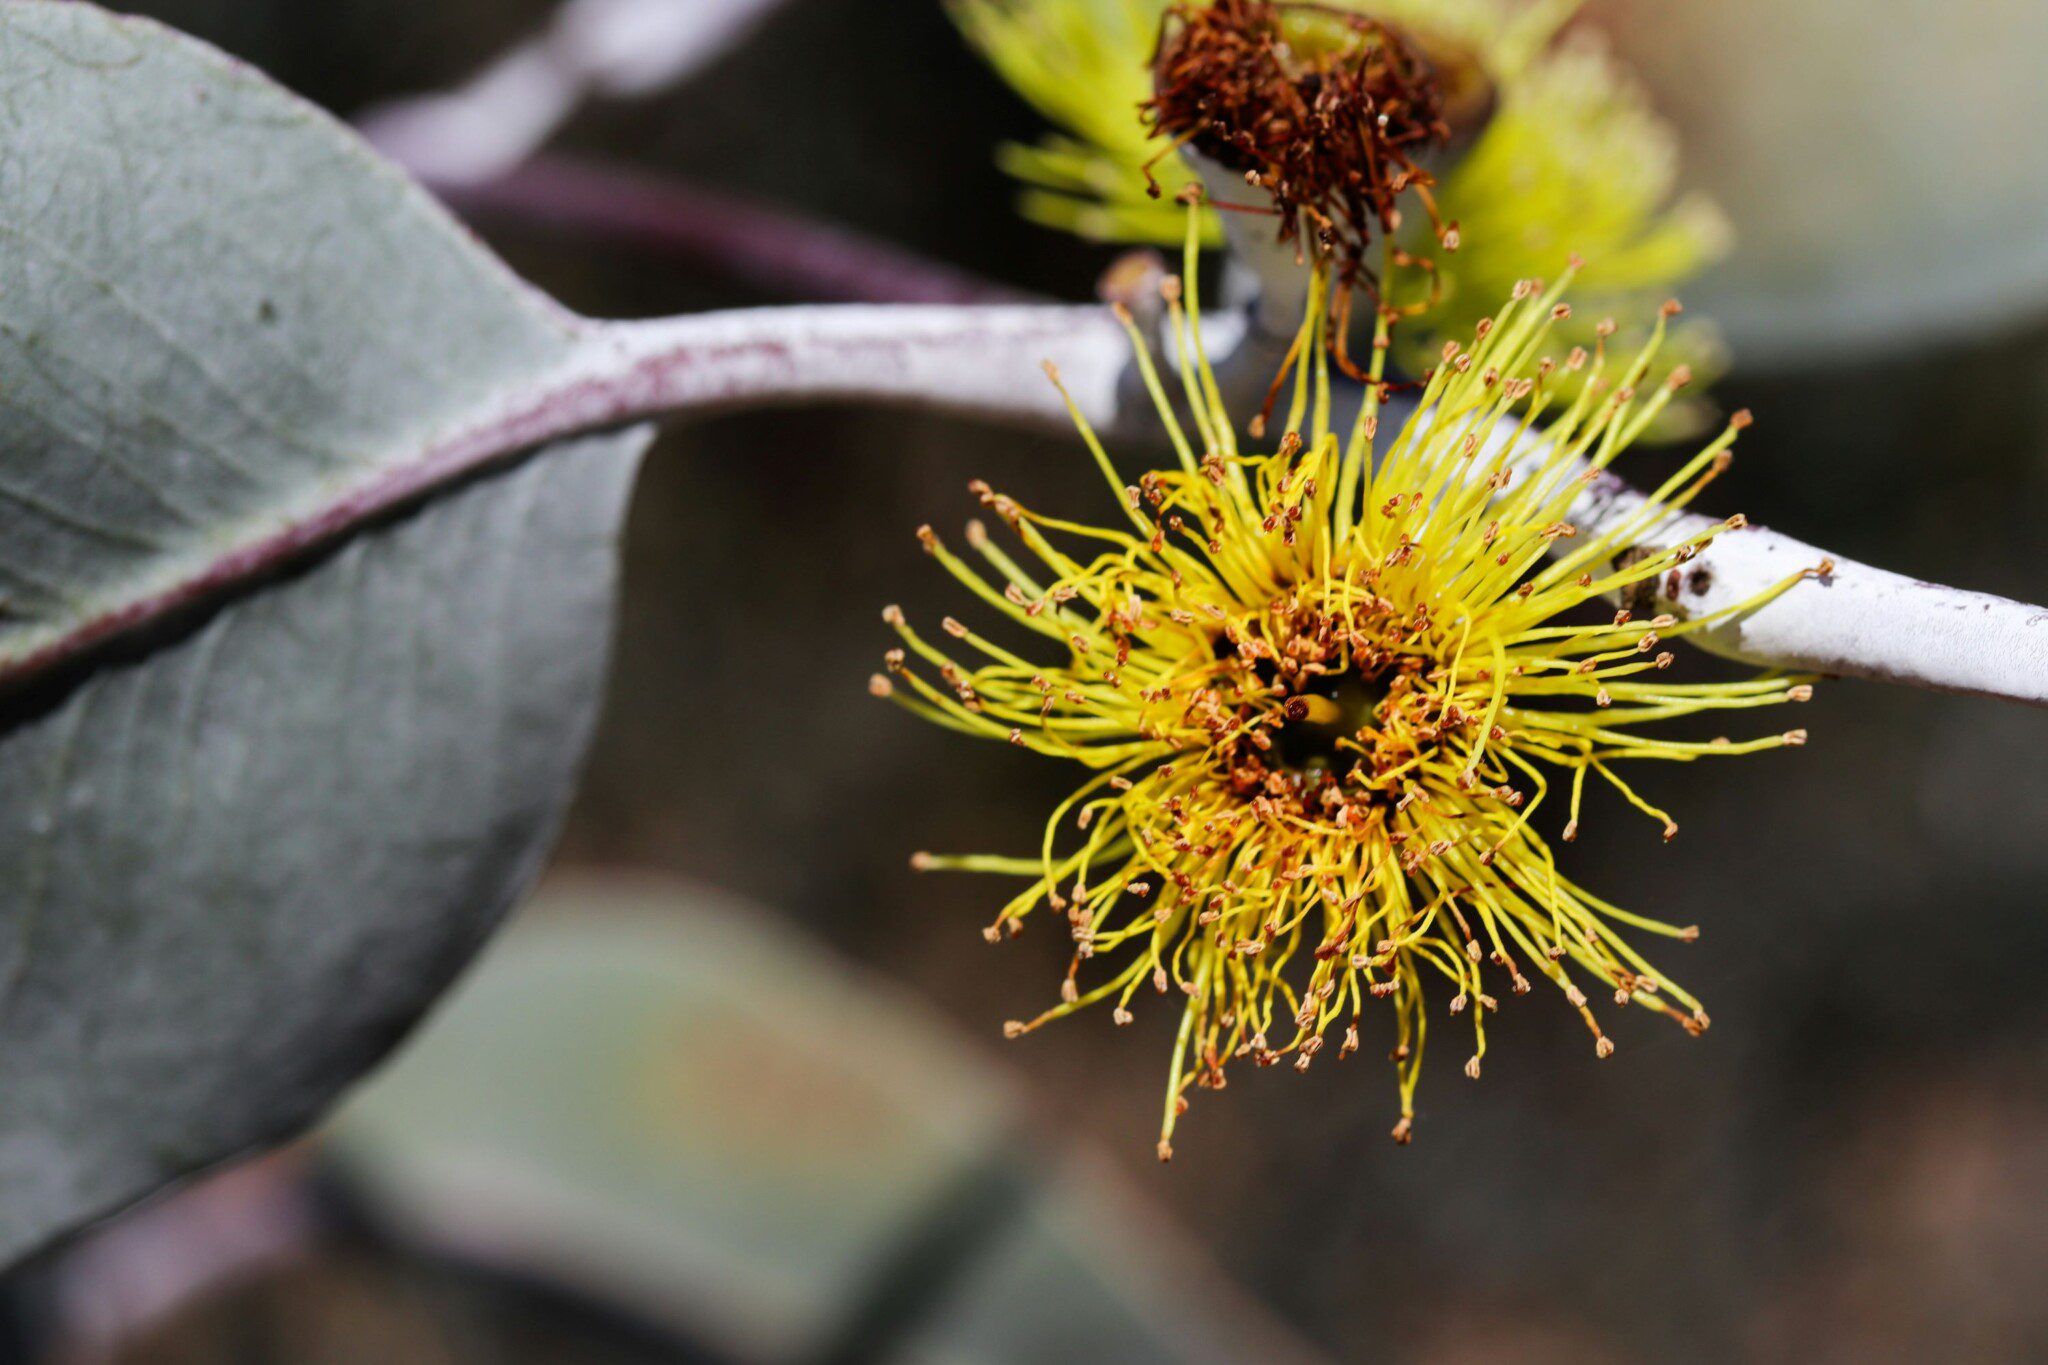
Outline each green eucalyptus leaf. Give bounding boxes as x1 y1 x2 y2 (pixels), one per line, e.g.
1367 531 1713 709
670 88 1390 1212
0 0 650 1264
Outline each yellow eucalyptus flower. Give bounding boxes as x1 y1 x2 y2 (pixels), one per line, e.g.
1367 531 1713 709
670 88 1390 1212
874 224 1822 1155
950 0 1728 377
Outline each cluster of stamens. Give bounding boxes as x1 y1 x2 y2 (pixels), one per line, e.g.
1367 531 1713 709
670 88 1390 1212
875 222 1824 1157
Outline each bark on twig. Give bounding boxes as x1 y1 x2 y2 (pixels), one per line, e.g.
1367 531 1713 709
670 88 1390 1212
10 301 2039 708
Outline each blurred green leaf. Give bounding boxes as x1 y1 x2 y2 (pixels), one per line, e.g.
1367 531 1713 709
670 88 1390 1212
331 876 1326 1365
1592 0 2048 363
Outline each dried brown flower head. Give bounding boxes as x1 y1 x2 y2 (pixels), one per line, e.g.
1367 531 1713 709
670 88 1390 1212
1145 0 1486 281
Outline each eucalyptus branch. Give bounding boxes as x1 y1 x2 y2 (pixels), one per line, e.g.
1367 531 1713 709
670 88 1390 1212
6 301 2039 709
584 307 2048 709
578 304 1152 425
428 154 1029 306
0 305 1149 692
357 0 792 185
1570 469 2047 703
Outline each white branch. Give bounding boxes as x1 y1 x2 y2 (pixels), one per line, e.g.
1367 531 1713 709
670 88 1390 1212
585 308 2044 705
0 304 1156 690
358 0 792 185
574 303 1162 430
576 307 2046 710
1571 471 2047 703
42 300 2029 704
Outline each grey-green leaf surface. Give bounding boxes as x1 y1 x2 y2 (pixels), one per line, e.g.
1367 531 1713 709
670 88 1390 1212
0 0 650 1264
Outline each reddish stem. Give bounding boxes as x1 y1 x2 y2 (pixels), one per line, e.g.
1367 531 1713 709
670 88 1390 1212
431 153 1030 307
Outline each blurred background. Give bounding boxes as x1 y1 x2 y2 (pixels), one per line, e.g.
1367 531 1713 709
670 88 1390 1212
8 1 2046 1360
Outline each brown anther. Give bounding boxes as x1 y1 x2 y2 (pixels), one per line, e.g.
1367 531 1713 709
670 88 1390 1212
1145 0 1469 279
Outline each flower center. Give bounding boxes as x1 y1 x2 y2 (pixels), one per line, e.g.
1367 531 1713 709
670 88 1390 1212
1273 669 1391 772
1203 620 1440 817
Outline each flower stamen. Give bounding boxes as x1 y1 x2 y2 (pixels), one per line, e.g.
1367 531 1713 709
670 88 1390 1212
879 228 1821 1153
